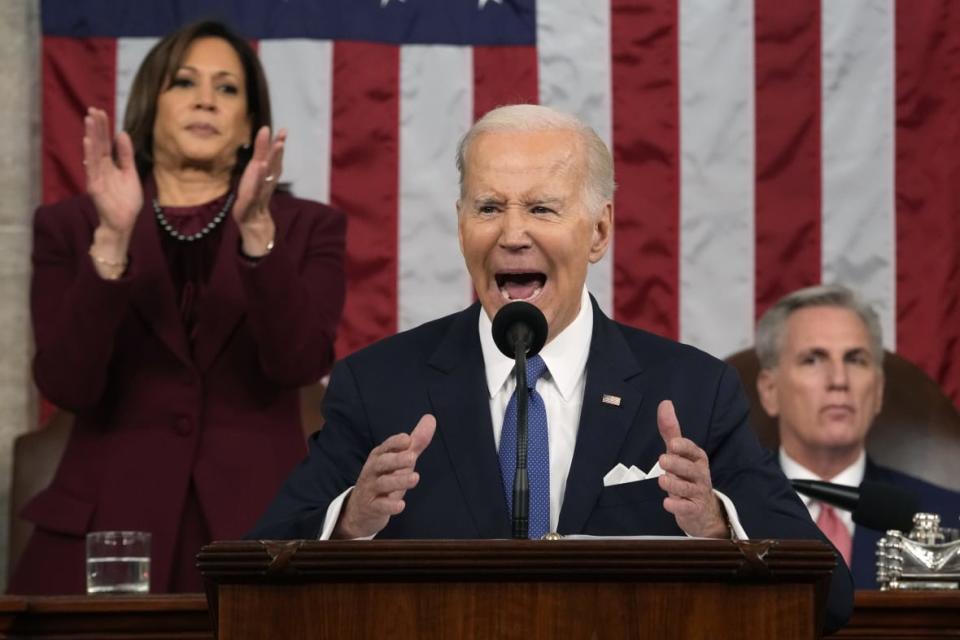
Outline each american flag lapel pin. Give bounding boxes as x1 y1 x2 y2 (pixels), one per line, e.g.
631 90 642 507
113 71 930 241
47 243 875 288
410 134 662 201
601 394 622 407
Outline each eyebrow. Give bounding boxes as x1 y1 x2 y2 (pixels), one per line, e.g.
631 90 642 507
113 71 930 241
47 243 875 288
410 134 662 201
471 195 564 207
798 346 872 358
177 65 241 81
472 195 505 207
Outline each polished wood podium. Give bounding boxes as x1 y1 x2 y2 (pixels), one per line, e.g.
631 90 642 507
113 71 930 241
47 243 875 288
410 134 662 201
198 539 836 640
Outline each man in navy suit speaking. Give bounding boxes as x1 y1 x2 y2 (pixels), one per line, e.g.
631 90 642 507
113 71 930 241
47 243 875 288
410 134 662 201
250 104 853 632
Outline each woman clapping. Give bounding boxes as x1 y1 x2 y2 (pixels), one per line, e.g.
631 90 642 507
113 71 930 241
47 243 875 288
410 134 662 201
11 21 345 594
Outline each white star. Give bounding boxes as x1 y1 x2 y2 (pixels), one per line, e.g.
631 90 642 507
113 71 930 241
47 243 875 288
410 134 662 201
381 0 405 6
479 0 503 8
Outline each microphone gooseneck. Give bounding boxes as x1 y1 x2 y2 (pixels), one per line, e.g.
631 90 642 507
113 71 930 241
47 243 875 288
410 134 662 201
491 301 548 539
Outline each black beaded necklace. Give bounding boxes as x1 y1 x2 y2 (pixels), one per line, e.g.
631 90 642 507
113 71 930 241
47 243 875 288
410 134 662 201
153 192 235 242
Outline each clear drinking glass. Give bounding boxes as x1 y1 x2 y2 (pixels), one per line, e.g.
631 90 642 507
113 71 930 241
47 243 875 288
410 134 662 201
85 531 151 594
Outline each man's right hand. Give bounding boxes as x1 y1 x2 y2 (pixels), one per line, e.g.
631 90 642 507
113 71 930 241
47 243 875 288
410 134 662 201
332 414 437 539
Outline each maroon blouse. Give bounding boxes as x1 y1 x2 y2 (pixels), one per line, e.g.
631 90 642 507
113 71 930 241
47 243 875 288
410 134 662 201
154 191 230 348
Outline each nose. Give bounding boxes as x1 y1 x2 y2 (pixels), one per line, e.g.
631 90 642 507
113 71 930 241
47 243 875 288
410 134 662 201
498 207 532 251
193 81 216 111
826 360 850 390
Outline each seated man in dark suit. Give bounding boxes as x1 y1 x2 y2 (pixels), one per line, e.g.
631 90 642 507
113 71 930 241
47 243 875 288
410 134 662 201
250 104 853 632
755 284 960 589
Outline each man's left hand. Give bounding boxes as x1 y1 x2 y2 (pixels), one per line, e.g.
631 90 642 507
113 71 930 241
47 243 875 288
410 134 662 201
656 399 729 538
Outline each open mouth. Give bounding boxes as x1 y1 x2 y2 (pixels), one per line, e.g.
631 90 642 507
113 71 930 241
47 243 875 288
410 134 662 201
495 272 547 302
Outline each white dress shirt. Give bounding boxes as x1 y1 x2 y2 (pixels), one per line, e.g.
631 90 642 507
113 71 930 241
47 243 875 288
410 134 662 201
479 286 594 532
319 287 746 539
779 448 865 538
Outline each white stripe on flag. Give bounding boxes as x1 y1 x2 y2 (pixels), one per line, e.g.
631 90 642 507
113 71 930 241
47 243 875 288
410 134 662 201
397 45 473 331
537 0 613 318
821 0 896 349
115 38 159 132
678 0 755 357
259 40 333 205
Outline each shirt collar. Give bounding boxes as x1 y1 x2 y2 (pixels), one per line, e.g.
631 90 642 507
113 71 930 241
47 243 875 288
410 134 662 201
479 287 593 401
779 448 867 507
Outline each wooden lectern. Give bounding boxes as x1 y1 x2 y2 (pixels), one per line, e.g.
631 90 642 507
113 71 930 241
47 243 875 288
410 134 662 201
199 539 835 639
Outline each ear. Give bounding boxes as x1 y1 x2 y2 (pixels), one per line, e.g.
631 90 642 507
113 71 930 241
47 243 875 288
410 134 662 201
456 199 465 257
873 367 885 415
588 201 613 264
756 368 780 418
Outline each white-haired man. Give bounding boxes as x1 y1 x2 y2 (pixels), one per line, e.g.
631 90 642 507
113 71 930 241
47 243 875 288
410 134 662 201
252 105 853 632
756 284 960 589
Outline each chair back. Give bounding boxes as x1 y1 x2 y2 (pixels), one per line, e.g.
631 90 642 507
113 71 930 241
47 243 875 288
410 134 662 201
7 382 328 579
8 410 73 579
726 348 960 492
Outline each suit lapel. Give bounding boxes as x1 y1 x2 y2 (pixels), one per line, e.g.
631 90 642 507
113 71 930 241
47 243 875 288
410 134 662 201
427 304 511 538
193 216 245 371
128 186 191 367
558 299 645 534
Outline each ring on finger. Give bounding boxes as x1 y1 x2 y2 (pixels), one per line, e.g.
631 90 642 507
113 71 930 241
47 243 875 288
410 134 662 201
264 174 276 183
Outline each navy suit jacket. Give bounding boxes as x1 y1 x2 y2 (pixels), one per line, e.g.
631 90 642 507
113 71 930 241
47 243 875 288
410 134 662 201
251 298 853 632
850 460 960 589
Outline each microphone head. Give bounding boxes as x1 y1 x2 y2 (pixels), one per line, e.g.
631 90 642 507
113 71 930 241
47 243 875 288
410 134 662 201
853 481 920 532
491 301 548 359
791 478 921 533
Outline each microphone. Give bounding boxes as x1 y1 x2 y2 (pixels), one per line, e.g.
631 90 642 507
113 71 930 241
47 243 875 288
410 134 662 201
491 301 548 539
791 479 920 533
491 301 548 361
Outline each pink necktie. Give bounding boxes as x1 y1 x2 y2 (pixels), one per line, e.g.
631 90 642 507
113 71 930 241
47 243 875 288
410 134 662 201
817 503 852 567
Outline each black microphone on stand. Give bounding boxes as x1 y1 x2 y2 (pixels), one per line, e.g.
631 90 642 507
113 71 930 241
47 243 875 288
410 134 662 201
491 301 548 539
791 479 920 532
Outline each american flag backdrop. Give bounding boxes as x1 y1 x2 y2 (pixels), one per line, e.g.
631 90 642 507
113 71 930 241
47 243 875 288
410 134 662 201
39 1 960 406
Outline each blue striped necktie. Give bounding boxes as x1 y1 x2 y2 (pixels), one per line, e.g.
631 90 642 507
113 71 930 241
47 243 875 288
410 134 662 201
498 354 550 539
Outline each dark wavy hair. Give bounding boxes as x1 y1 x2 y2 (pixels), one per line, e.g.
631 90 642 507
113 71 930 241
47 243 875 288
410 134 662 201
122 20 272 179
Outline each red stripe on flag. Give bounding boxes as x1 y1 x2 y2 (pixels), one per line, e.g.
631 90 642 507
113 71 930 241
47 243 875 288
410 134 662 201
895 1 960 406
472 45 538 119
330 42 400 357
753 0 822 318
611 0 680 339
42 37 117 205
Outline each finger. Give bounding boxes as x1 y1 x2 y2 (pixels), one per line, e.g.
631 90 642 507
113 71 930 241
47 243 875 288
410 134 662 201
409 414 437 456
82 134 97 185
83 110 96 153
251 125 271 163
115 131 136 173
370 449 417 476
662 496 701 518
657 453 704 484
663 438 707 463
373 470 420 495
658 472 700 501
84 111 103 166
366 495 406 516
269 128 287 178
372 432 413 455
657 400 682 444
266 138 285 183
94 109 111 159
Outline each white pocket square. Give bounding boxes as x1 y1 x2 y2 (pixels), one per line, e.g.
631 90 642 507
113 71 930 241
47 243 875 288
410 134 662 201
603 462 664 487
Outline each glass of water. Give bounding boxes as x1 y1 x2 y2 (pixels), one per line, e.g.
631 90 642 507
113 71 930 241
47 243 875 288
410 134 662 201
85 531 151 595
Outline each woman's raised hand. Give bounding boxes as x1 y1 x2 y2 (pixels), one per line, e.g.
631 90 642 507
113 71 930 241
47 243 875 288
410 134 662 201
233 126 285 257
83 107 143 239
